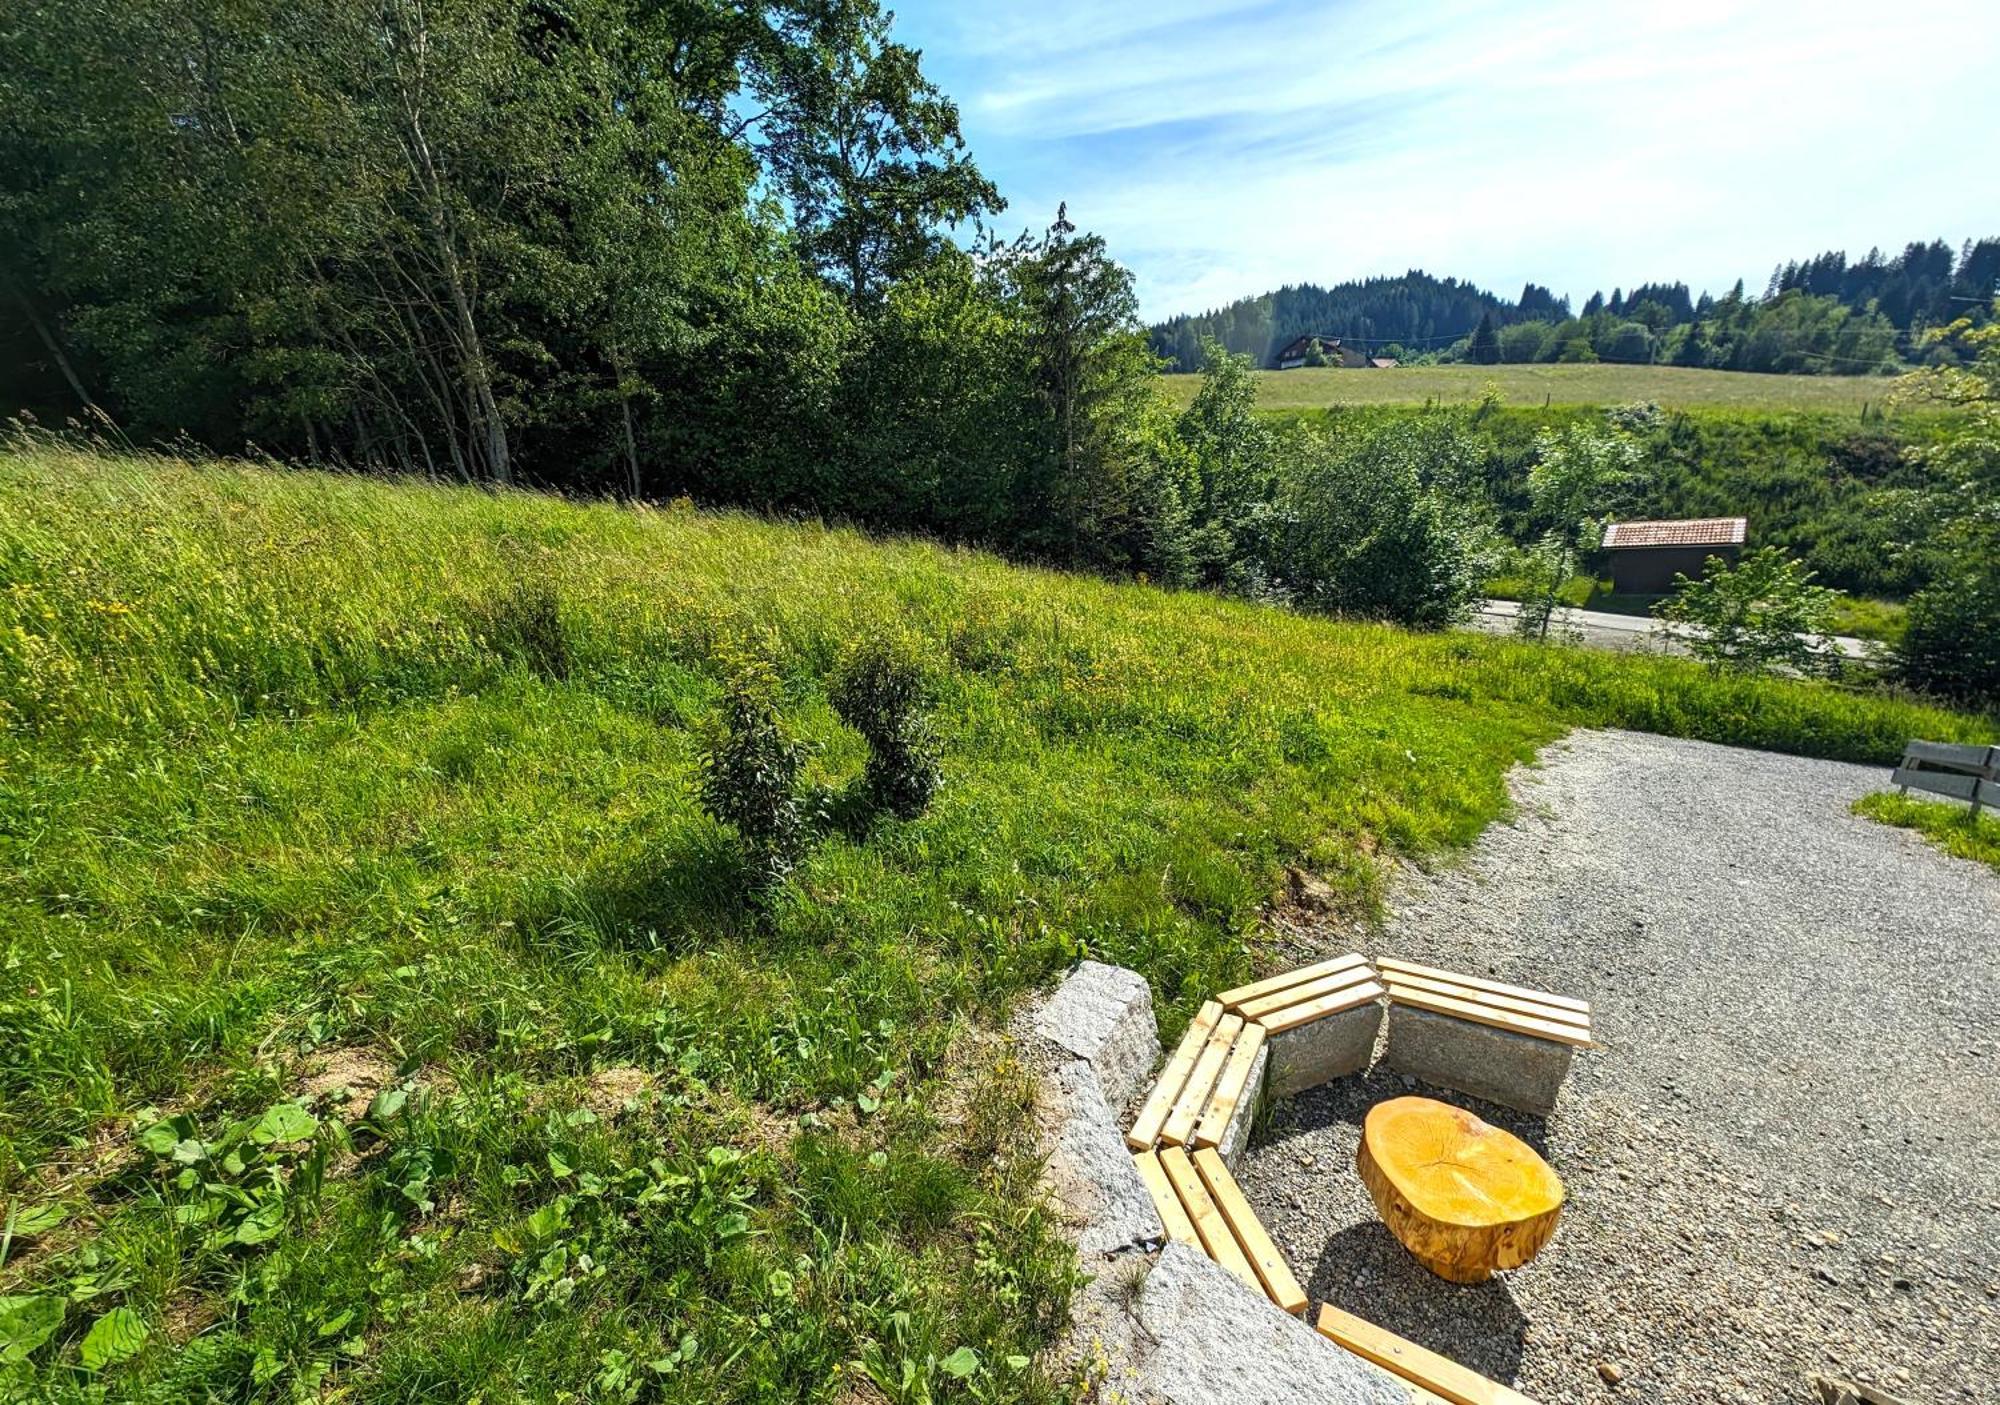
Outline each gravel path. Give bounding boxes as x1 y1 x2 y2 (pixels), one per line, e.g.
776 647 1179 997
1234 729 1999 1405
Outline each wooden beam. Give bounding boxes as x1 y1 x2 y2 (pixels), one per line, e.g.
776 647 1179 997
1161 1014 1245 1147
1132 1150 1198 1245
1259 980 1385 1034
1315 1304 1541 1405
1385 985 1593 1048
1193 1021 1266 1150
1901 739 1996 773
1380 971 1591 1035
1216 952 1368 1012
1375 957 1588 1015
1159 1147 1259 1293
1892 766 1979 801
1126 1000 1222 1151
1236 964 1378 1023
1192 1147 1307 1316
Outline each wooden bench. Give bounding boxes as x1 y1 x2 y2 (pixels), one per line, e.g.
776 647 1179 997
1218 951 1385 1097
1892 739 1999 818
1377 958 1591 1117
1316 1303 1542 1405
1133 1145 1309 1317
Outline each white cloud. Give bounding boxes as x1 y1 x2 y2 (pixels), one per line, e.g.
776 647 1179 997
899 0 2000 319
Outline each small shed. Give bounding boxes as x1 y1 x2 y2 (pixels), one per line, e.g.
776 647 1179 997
1601 516 1747 594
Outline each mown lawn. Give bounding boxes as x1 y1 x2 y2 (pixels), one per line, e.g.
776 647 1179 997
0 446 1985 1402
1160 363 1909 414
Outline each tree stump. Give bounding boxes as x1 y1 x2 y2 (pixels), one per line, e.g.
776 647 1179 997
1356 1095 1564 1283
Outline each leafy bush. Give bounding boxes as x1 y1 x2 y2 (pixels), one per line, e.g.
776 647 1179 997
830 633 943 819
1897 568 2000 704
698 651 807 893
1259 418 1483 628
1656 547 1844 676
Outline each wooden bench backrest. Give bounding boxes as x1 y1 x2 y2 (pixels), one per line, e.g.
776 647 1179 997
1893 740 1999 810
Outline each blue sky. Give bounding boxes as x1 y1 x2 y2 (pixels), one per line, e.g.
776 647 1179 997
889 1 2000 321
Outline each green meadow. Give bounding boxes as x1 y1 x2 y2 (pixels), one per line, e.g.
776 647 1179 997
0 446 1984 1402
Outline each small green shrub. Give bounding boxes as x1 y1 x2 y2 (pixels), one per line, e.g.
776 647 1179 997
1897 568 2000 705
1656 546 1844 677
477 580 571 680
830 633 942 819
698 651 806 893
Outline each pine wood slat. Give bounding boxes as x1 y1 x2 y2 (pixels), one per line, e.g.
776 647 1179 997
1161 1013 1244 1147
1375 957 1589 1015
1126 1000 1223 1151
1315 1304 1542 1405
1159 1147 1259 1292
1192 1147 1306 1316
1384 985 1592 1048
1236 963 1378 1023
1132 1150 1198 1245
1381 970 1591 1034
1258 980 1385 1034
1216 952 1368 1011
1192 1022 1267 1150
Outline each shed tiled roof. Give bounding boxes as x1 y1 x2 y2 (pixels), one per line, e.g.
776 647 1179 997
1601 517 1747 550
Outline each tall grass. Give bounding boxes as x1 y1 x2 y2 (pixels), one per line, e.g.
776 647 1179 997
0 444 1984 1400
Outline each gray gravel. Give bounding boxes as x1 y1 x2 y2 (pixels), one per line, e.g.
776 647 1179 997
1233 729 2000 1405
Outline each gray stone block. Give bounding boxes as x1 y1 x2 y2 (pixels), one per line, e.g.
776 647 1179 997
1264 1001 1383 1098
1034 960 1159 1107
1046 1060 1165 1258
1137 1244 1404 1405
1382 1003 1574 1116
1213 1039 1267 1166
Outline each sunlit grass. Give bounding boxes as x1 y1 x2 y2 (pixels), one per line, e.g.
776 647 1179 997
0 444 1985 1400
1853 792 2000 874
1160 363 1913 413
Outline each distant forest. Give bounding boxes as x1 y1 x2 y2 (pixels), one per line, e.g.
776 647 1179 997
1149 238 2000 375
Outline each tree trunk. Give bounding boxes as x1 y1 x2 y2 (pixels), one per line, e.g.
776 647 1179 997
1356 1096 1564 1284
10 284 96 414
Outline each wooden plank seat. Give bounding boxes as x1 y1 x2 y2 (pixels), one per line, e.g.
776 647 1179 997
1316 1304 1542 1405
1376 958 1591 1117
1132 1144 1309 1317
1218 952 1387 1099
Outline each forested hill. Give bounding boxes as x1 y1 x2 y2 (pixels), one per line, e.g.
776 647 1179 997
1147 272 1537 372
1152 237 2000 373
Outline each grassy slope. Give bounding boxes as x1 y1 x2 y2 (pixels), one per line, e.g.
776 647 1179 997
1853 793 2000 873
1160 363 1905 413
0 447 1984 1401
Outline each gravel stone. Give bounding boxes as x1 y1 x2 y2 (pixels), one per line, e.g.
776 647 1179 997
1234 730 2000 1405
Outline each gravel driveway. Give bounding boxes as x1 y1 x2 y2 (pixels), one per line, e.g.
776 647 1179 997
1233 729 1998 1405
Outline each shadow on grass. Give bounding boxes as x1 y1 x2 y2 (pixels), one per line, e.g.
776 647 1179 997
523 825 756 955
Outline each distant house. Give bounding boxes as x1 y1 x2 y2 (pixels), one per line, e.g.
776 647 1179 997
1369 357 1399 369
1601 517 1747 594
1274 334 1369 370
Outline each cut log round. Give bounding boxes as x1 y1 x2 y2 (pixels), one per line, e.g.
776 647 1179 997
1356 1095 1564 1283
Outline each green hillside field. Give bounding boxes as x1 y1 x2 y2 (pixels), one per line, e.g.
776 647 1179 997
1161 362 1908 414
0 445 1984 1402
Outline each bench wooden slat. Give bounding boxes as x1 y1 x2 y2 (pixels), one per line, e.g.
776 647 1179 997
1193 1147 1307 1316
1902 740 1996 773
1159 1147 1259 1293
1386 985 1593 1048
1892 766 1980 801
1161 1013 1245 1147
1132 1150 1199 1245
1376 957 1589 1015
1126 1000 1222 1151
1192 1022 1267 1150
1236 963 1378 1023
1382 970 1591 1034
1316 1304 1541 1405
1259 979 1385 1034
1216 952 1368 1011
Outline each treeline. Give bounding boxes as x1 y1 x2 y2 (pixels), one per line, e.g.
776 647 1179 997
1151 237 2000 374
1148 273 1523 373
0 0 1168 571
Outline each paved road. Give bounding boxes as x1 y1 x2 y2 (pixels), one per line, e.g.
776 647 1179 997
1469 598 1876 662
